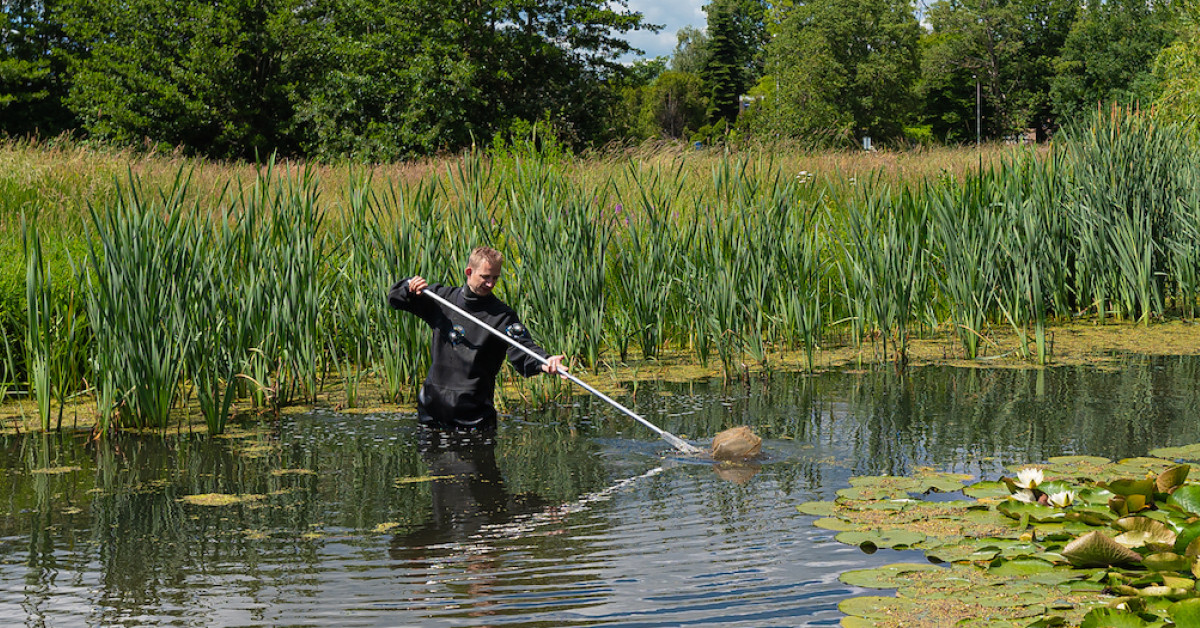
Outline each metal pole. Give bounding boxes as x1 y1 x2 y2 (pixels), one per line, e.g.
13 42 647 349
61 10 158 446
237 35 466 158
975 74 981 147
421 288 703 455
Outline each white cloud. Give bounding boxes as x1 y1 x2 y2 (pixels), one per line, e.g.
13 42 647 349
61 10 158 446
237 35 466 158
619 0 707 61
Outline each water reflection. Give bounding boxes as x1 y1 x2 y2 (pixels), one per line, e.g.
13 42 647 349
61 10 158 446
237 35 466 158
1 356 1199 626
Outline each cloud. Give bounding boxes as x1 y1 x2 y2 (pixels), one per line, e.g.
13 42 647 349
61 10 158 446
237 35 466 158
619 0 706 60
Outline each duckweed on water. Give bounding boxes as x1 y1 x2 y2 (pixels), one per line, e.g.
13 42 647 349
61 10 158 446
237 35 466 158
802 444 1200 627
180 493 266 507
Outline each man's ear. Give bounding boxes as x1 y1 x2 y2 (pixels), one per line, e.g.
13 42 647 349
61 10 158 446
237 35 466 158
464 266 473 279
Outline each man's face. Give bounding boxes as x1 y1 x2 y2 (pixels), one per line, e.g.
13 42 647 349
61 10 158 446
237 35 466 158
465 260 502 297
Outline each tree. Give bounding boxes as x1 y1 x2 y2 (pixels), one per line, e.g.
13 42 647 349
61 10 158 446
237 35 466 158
754 0 920 142
0 1 75 137
921 0 1077 140
671 26 710 75
1051 0 1176 125
290 0 655 158
639 71 709 138
699 0 767 123
1154 1 1200 135
61 0 300 159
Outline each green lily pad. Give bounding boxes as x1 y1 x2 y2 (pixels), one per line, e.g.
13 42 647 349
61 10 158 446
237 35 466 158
1065 505 1117 526
836 528 927 550
1143 552 1191 573
1167 485 1200 516
796 501 838 517
842 475 921 500
998 500 1066 523
812 517 858 532
838 594 919 619
1175 521 1200 554
913 470 973 493
925 540 1001 563
839 562 943 588
1080 607 1152 627
987 556 1056 576
1063 531 1144 567
1151 444 1200 461
963 480 1012 500
1168 598 1200 625
1106 479 1157 499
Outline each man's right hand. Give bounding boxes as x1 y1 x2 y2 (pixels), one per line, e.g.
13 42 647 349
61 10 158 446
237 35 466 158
408 276 428 295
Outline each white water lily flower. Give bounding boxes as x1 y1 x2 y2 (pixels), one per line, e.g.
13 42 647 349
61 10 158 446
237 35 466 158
1048 490 1076 508
1010 489 1038 504
1014 467 1044 490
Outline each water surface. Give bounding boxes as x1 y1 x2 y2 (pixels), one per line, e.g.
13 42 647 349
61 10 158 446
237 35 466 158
3 356 1200 626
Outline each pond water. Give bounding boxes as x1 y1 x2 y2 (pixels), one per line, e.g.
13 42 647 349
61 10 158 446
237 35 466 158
3 355 1200 627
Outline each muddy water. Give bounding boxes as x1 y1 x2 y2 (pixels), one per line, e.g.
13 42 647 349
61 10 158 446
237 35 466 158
3 356 1200 626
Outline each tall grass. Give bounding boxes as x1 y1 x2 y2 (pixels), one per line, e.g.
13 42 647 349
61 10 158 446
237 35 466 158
6 106 1200 432
81 170 202 429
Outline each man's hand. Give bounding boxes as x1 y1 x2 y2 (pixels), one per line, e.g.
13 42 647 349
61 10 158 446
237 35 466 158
408 276 428 295
543 355 569 378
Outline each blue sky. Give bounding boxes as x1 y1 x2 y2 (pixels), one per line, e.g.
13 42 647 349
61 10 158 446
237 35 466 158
620 0 707 61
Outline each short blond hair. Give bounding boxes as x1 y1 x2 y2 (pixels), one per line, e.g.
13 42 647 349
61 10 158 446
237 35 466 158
468 246 504 269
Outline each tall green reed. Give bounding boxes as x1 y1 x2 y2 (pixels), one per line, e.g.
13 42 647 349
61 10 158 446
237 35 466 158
22 218 52 428
608 160 694 360
927 173 1003 358
501 157 610 368
775 191 826 370
1065 106 1194 323
832 179 929 365
81 170 202 430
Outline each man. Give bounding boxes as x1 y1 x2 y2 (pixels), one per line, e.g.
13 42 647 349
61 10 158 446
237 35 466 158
388 246 566 432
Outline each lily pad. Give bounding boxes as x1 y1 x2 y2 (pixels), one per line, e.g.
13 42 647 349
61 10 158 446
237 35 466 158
1157 465 1190 494
1142 552 1191 572
796 500 838 517
839 562 943 588
1079 607 1153 627
998 500 1066 523
812 517 858 532
1062 531 1144 567
837 594 920 619
1168 598 1200 625
1175 521 1200 554
963 480 1012 500
1151 444 1200 461
836 528 927 550
1167 485 1200 516
987 556 1056 576
1106 479 1157 499
1114 517 1178 549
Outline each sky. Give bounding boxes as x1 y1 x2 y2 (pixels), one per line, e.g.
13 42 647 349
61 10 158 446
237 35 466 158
620 0 708 61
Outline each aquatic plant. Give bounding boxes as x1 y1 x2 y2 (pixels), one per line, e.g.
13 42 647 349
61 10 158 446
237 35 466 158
800 446 1200 626
80 170 203 430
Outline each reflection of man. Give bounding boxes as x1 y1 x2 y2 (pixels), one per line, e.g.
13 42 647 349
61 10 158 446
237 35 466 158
387 246 565 432
389 432 549 558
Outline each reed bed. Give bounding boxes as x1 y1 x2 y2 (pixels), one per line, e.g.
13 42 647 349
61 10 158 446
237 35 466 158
3 107 1199 434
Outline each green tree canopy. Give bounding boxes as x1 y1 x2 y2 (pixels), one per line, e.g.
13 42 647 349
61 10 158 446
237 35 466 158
1 1 75 137
1154 0 1200 136
289 0 654 159
699 0 767 123
1051 0 1176 124
921 0 1077 139
639 70 709 138
753 0 920 142
61 0 299 158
